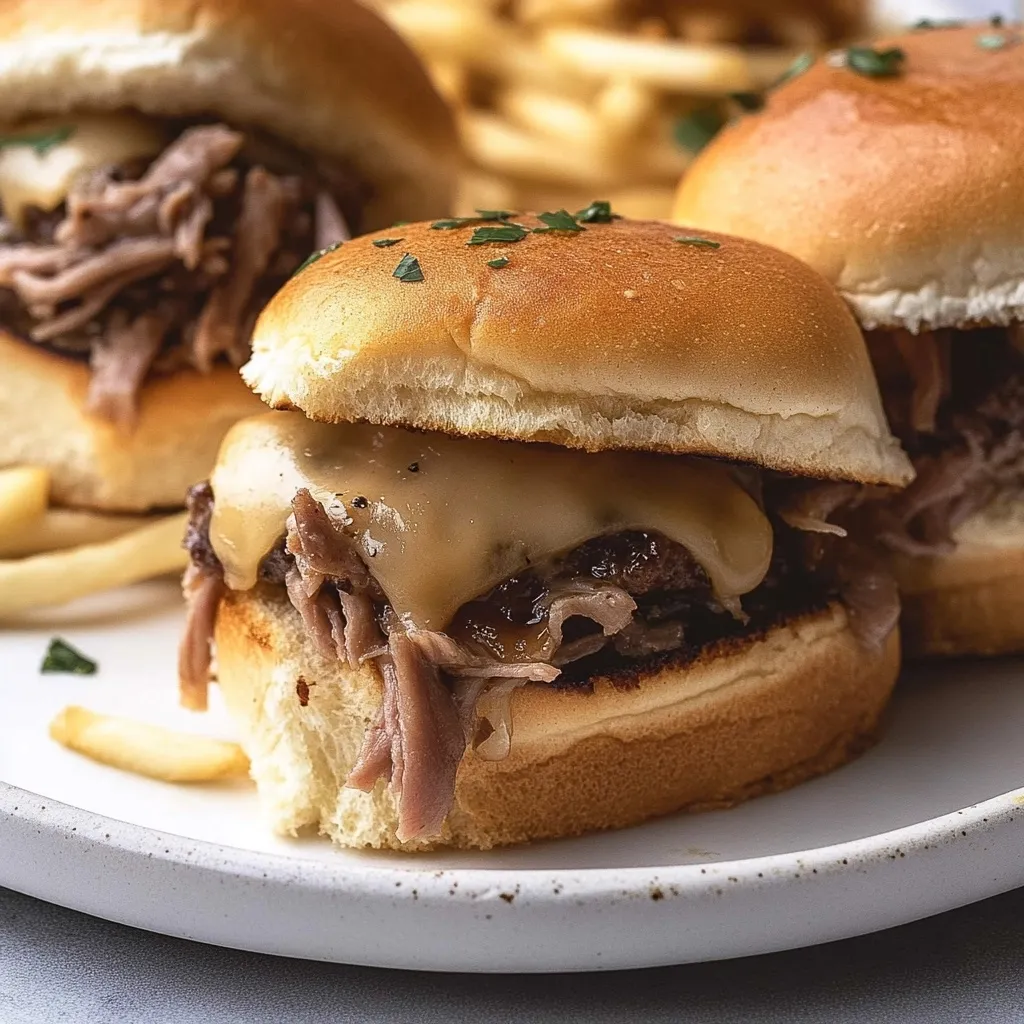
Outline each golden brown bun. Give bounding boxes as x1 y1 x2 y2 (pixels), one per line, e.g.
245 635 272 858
671 25 1024 332
214 586 900 851
246 216 912 486
0 0 458 226
892 500 1024 657
0 333 264 512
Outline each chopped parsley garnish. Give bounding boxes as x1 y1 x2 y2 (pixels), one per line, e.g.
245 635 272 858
392 252 424 282
293 241 342 276
843 46 906 78
729 92 764 112
467 224 528 245
392 220 410 227
575 200 618 223
674 236 721 249
41 638 97 676
777 51 815 86
912 18 962 29
372 237 403 247
673 107 727 154
432 211 518 230
977 32 1009 49
486 256 510 268
992 14 1005 26
533 209 584 233
0 125 75 155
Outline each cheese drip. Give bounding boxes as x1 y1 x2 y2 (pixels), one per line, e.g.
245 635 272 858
0 113 165 227
210 412 774 631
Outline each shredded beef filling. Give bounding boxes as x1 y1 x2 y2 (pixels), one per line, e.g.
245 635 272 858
866 327 1024 556
0 122 363 426
180 482 893 841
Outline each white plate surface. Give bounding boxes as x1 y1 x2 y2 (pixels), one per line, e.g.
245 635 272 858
1 582 1024 972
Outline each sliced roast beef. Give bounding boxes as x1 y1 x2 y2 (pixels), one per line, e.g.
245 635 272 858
180 483 888 841
867 326 1024 555
0 121 358 425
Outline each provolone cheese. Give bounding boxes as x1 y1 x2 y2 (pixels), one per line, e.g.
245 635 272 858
0 113 165 227
210 412 774 632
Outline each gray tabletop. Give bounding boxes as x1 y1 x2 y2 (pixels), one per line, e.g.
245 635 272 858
2 885 1023 1023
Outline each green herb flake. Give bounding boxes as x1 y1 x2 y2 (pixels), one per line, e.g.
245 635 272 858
674 236 721 249
486 256 510 269
466 224 529 245
393 252 424 282
777 51 815 86
0 125 75 156
41 637 97 676
293 241 342 276
912 18 962 29
432 211 518 230
532 209 584 233
392 220 410 227
673 108 727 155
575 200 617 224
729 91 765 112
372 237 404 247
844 46 906 78
977 32 1009 49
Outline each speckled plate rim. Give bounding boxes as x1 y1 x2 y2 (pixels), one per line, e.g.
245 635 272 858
3 778 1024 971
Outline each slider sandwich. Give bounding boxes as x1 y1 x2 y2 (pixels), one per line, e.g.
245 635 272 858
0 0 456 599
672 22 1024 656
181 212 912 849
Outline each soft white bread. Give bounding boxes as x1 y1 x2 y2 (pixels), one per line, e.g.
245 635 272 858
892 499 1024 658
215 586 900 850
0 333 264 511
671 25 1024 332
245 216 912 486
0 0 458 227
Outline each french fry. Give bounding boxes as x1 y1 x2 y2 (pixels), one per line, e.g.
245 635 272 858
497 87 610 151
539 27 756 95
0 512 187 617
0 508 147 559
460 111 619 187
595 78 659 142
50 706 250 783
0 466 49 536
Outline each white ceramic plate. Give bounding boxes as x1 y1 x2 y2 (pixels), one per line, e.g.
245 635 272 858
2 582 1024 972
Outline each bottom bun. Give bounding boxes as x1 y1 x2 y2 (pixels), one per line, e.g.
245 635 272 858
215 587 900 851
0 333 265 512
893 502 1024 658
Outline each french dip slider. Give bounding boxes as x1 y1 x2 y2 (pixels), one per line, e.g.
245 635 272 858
180 211 912 850
672 22 1024 657
0 0 456 609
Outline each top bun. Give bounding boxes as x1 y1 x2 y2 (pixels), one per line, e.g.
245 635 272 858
244 215 912 486
0 0 458 227
672 24 1024 332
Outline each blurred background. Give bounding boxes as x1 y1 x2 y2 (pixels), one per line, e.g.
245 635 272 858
361 0 1013 219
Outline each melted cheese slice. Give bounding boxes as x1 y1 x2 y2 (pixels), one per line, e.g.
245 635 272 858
0 114 165 227
210 412 774 632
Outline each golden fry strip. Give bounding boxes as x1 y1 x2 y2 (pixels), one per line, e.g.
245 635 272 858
50 706 250 783
0 466 49 536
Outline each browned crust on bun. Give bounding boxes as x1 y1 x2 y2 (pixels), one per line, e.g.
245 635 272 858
0 332 265 511
214 585 900 851
0 0 458 226
671 24 1024 331
245 216 912 486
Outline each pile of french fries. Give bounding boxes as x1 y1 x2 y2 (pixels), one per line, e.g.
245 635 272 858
0 465 187 617
367 0 866 219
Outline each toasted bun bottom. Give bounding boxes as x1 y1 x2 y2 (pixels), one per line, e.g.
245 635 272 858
214 587 900 851
0 334 265 512
892 503 1024 658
